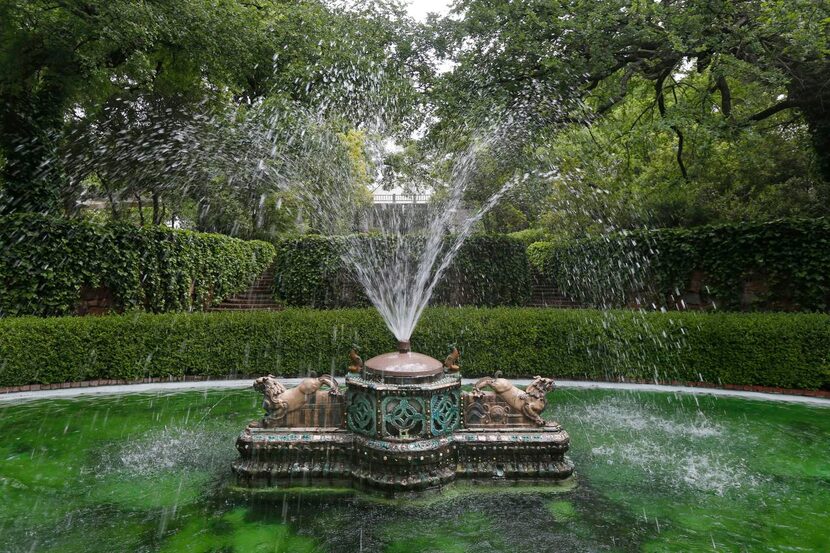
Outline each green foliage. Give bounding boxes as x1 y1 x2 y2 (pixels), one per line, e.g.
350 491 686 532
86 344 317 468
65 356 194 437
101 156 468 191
441 234 530 306
508 228 548 246
0 0 266 211
433 0 830 227
0 214 275 316
0 308 826 390
272 235 365 309
0 0 427 220
272 234 531 308
531 218 830 312
536 75 829 231
482 202 529 233
527 241 555 274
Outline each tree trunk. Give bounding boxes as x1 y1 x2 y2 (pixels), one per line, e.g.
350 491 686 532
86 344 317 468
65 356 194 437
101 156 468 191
802 105 830 183
152 192 161 225
102 178 120 220
135 193 145 226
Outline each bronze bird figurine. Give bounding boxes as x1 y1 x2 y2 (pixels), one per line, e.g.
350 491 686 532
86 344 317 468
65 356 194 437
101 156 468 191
348 349 363 373
443 347 460 372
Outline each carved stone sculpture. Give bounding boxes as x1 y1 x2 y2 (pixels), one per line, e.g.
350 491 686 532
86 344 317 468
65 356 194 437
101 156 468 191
253 374 341 423
348 349 363 373
443 347 460 372
471 375 555 426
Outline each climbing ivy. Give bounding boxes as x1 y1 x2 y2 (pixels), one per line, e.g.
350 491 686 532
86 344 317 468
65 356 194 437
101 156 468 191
529 219 830 312
273 234 531 308
0 214 275 316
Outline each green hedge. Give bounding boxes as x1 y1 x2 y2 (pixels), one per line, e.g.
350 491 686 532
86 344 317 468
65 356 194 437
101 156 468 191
273 234 531 308
0 308 827 390
508 227 549 246
0 214 276 316
529 218 830 311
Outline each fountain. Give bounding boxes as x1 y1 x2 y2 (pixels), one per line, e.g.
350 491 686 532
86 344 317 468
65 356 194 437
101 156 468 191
214 70 575 494
232 338 573 494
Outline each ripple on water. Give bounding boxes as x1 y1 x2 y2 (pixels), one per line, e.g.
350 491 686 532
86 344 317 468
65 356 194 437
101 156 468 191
578 396 723 438
568 396 761 496
98 426 235 477
589 440 759 495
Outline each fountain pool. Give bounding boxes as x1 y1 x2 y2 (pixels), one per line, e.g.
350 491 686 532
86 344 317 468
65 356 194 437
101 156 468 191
1 386 828 552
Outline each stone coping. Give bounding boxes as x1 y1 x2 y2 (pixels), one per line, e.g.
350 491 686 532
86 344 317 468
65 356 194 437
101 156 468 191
1 376 829 406
346 373 461 391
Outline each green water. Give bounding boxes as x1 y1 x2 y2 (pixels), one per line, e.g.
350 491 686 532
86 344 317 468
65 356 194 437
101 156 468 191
0 388 828 552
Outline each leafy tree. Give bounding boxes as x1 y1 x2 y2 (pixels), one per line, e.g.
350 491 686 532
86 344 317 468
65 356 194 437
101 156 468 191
536 73 829 233
0 0 271 213
432 0 830 228
0 0 427 226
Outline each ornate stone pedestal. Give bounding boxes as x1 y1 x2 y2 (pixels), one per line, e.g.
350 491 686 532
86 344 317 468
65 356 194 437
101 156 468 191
232 347 573 494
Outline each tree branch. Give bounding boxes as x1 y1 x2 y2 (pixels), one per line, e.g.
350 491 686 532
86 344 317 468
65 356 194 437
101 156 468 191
715 76 732 118
594 65 638 115
656 69 688 180
746 99 797 122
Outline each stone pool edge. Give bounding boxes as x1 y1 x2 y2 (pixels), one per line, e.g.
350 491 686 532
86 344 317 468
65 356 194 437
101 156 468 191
1 378 829 407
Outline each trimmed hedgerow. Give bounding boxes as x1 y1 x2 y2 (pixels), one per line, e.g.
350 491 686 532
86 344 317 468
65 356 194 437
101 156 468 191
0 308 826 390
529 218 830 311
273 234 531 308
0 213 276 316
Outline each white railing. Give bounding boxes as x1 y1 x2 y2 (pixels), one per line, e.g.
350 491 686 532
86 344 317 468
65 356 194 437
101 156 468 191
372 193 431 205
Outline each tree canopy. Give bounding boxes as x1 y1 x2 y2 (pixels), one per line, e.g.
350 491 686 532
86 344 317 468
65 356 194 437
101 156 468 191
0 0 424 226
1 0 827 236
429 0 829 230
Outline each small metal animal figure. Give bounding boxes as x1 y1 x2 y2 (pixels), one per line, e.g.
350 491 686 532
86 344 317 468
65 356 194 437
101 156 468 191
443 347 460 372
471 375 556 426
348 349 363 373
253 374 341 422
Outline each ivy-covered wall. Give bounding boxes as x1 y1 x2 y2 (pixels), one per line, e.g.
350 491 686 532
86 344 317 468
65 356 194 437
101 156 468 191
0 214 276 316
0 308 827 390
273 234 532 308
529 219 830 312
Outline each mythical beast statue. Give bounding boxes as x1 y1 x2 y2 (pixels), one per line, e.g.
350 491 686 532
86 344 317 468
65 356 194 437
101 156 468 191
471 375 556 426
253 374 341 424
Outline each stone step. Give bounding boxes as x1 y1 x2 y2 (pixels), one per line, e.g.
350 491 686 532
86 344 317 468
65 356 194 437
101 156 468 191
209 263 283 311
208 307 281 312
215 302 280 306
528 283 582 308
222 298 276 305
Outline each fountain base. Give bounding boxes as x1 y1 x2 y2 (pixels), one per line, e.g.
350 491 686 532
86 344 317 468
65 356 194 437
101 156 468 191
232 350 573 495
232 427 573 493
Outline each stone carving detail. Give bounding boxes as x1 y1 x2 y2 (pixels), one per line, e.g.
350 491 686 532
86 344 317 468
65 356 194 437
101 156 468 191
443 348 460 372
254 374 341 424
464 399 511 426
430 390 460 435
348 349 363 373
347 390 377 435
471 375 555 426
382 396 426 438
